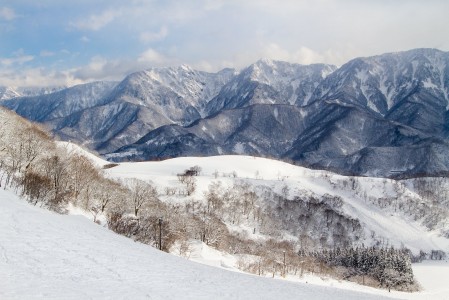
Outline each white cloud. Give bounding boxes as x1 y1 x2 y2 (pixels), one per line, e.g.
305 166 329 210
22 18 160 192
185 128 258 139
0 56 33 66
40 50 55 57
70 56 122 82
139 26 169 43
0 67 82 88
86 56 108 72
71 9 121 31
3 1 449 87
0 7 17 21
138 48 171 65
0 49 34 66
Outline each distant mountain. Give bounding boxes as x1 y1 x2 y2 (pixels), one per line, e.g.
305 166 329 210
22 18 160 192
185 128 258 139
108 101 449 178
309 49 449 139
3 48 449 177
110 65 235 124
0 85 66 101
106 49 449 177
205 59 336 116
1 66 235 152
1 81 117 122
311 49 449 114
105 104 309 161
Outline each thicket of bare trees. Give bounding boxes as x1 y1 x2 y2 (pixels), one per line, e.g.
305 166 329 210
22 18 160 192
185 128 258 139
0 108 129 216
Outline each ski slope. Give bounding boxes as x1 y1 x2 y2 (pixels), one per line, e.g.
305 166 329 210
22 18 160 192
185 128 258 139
0 189 391 300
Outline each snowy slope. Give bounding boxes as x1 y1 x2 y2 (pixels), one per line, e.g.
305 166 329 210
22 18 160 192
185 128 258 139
0 86 21 100
105 155 449 254
0 189 391 300
112 65 235 123
63 142 449 255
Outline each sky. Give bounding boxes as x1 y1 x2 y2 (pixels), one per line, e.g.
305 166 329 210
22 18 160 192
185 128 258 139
1 0 449 87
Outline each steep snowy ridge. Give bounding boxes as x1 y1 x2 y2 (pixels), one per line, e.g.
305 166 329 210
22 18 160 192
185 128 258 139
0 67 235 153
112 65 235 123
0 86 21 100
311 49 449 115
109 49 449 178
205 59 336 115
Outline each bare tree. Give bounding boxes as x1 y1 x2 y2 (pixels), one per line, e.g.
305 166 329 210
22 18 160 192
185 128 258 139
69 154 100 208
127 179 158 217
177 172 197 196
42 153 71 209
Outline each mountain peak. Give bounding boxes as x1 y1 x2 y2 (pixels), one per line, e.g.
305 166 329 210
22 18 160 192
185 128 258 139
255 58 277 67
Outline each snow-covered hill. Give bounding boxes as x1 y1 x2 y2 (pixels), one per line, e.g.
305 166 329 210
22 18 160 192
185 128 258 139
61 141 449 255
103 155 449 255
0 188 392 300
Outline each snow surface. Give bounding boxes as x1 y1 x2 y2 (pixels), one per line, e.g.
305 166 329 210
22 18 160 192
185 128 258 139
0 189 391 300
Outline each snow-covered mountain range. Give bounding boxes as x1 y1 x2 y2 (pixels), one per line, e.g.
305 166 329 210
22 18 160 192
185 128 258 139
2 48 449 177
